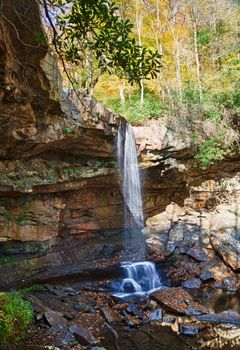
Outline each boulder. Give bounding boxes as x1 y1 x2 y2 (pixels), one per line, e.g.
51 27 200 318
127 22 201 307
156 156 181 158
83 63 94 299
182 278 202 289
100 307 122 323
44 310 67 327
148 309 163 321
222 276 239 293
196 310 240 325
179 324 200 335
126 304 143 317
211 230 240 271
69 324 97 346
200 270 215 281
151 287 208 315
183 248 207 262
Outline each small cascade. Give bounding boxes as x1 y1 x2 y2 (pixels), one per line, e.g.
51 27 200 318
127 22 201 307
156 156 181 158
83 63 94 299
117 262 161 297
114 121 162 298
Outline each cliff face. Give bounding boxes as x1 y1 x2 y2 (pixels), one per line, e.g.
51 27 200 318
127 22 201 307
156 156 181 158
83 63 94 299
135 121 240 284
0 0 239 289
0 0 123 288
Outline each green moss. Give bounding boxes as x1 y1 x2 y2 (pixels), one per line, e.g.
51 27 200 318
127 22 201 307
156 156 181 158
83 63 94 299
47 170 58 180
0 255 16 265
63 167 80 177
20 284 41 295
0 292 33 344
1 211 40 226
63 127 74 135
2 212 14 222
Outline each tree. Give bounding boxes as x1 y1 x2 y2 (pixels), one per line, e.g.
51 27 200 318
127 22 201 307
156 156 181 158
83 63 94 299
43 0 161 91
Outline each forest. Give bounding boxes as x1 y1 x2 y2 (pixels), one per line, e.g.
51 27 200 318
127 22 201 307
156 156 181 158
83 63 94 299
45 0 240 168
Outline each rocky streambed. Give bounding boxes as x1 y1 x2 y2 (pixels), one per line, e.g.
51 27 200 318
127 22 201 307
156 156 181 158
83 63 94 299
3 259 240 350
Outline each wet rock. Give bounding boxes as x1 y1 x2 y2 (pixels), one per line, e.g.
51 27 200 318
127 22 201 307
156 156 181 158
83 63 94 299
126 304 143 317
125 315 142 328
36 313 44 321
44 310 67 327
113 303 128 310
163 316 176 324
73 304 92 313
100 307 122 323
55 331 78 349
183 248 207 262
69 324 98 346
119 281 136 294
89 307 97 314
182 278 202 289
64 287 78 296
45 285 66 298
200 270 215 281
179 324 200 335
27 295 49 314
222 276 238 293
142 317 150 324
186 304 208 317
63 313 74 321
90 347 107 350
148 309 163 321
64 287 77 293
149 300 158 308
152 287 208 315
196 310 240 325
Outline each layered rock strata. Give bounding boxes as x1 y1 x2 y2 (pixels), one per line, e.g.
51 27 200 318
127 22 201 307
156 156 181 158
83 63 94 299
0 0 240 289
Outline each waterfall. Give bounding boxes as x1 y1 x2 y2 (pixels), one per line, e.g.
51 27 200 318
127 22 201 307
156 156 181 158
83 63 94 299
115 121 162 298
117 122 145 260
117 123 144 229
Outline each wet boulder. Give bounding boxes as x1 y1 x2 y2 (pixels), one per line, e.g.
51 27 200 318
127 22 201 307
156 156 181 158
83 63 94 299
44 310 67 328
196 310 240 325
163 316 176 324
148 309 163 321
151 287 208 315
73 304 92 313
200 270 215 281
222 276 238 293
100 307 122 323
69 324 98 346
182 278 202 289
126 304 143 317
179 324 200 335
55 330 78 348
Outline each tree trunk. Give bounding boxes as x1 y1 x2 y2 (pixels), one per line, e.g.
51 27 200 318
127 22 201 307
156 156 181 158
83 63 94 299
193 21 203 101
136 0 144 106
119 83 125 104
175 39 182 105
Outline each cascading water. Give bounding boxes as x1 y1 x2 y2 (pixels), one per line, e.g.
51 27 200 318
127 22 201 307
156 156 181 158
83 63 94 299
117 122 145 261
114 121 162 298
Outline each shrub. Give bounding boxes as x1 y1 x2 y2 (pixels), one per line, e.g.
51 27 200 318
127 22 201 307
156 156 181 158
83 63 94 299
103 92 163 125
0 292 33 344
195 137 230 169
